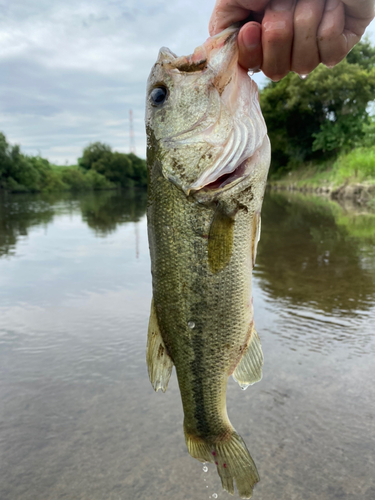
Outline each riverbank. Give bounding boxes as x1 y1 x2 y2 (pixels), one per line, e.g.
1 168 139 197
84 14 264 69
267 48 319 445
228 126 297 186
268 147 375 208
269 177 375 207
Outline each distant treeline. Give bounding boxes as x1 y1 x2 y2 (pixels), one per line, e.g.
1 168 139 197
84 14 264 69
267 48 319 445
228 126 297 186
0 134 147 193
260 39 375 176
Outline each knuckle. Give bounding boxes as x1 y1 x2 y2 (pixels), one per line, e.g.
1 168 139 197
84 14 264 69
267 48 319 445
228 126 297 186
318 25 341 42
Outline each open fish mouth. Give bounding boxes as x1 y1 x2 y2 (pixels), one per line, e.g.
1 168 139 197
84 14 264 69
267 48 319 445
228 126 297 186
189 135 269 197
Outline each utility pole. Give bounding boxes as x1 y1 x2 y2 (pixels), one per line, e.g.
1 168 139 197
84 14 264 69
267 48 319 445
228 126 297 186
129 109 136 155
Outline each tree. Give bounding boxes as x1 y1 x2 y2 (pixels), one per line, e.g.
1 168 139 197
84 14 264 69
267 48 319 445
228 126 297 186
79 142 147 188
128 152 147 186
0 132 12 179
260 40 375 174
92 151 134 187
78 142 112 171
0 133 43 191
346 37 375 70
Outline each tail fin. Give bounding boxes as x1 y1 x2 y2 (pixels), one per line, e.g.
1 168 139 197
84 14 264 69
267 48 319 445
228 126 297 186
184 427 259 498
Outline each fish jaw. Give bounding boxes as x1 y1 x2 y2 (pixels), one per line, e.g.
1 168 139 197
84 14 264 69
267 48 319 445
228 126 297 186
145 26 270 199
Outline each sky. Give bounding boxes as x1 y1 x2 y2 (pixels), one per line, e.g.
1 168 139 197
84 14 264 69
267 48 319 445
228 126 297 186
1 1 375 164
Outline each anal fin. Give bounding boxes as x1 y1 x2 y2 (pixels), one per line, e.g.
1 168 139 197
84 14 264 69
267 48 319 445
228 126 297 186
146 299 173 392
233 325 263 390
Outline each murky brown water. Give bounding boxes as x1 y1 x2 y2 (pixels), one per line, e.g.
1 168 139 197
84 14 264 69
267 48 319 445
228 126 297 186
0 189 374 500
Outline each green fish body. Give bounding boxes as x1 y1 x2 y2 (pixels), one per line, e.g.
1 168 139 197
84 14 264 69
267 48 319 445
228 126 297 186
145 26 270 498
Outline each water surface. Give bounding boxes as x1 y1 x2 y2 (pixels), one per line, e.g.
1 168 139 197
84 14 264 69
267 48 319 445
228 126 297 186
0 190 374 500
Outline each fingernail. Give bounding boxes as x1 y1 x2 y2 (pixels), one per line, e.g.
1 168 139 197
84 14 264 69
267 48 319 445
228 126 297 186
242 23 261 48
271 0 294 12
325 0 340 12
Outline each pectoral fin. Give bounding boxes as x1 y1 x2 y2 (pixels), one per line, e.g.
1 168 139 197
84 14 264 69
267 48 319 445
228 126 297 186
208 206 235 274
233 325 263 390
146 299 174 393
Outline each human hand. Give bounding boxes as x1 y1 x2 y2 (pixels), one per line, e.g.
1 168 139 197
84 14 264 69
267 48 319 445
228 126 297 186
209 0 375 81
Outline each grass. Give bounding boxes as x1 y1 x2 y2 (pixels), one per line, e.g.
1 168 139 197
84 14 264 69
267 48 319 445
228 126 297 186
333 147 375 184
269 146 375 191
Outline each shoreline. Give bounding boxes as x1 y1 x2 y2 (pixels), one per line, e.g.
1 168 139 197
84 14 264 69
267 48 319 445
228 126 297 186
268 180 375 208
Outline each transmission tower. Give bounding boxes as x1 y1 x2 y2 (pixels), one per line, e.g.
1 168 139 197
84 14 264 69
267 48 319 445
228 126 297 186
129 109 136 155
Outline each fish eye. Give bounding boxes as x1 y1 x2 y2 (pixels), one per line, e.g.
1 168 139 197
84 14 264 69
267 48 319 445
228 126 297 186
150 86 168 107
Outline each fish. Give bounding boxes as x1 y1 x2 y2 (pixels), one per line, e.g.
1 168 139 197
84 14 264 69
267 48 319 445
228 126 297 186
145 24 271 499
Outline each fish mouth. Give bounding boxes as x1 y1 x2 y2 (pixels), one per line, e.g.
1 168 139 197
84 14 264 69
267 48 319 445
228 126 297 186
189 135 269 197
202 159 249 191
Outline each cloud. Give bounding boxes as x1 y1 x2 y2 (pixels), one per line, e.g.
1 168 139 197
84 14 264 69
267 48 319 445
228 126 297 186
0 0 216 162
1 1 374 164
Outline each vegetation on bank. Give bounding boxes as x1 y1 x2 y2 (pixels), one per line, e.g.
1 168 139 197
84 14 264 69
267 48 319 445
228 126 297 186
0 134 147 193
260 39 375 187
268 145 375 189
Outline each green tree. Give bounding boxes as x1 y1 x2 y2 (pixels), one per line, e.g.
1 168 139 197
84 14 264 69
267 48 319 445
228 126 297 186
128 152 147 186
346 38 375 70
78 142 112 171
0 133 43 192
260 41 375 174
0 132 12 180
79 142 147 188
91 151 134 187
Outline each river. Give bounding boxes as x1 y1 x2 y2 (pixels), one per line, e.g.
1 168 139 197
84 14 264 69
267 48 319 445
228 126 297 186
0 189 374 500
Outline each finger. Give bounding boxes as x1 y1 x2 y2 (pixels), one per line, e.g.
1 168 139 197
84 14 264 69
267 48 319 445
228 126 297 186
343 0 375 28
238 22 263 70
342 1 375 52
291 0 325 75
209 0 270 36
318 0 347 67
261 0 296 81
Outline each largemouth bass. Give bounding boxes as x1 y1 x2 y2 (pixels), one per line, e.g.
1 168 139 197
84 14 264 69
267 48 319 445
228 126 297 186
145 25 270 499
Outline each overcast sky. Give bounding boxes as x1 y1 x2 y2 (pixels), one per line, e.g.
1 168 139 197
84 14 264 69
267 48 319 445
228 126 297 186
1 1 375 164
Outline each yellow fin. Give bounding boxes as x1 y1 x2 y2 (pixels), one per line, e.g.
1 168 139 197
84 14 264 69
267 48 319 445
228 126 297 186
208 206 235 274
233 325 263 390
184 427 259 499
146 299 173 393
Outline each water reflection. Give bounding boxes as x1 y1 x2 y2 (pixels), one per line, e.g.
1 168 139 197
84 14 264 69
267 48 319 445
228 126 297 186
80 189 147 236
256 191 375 315
0 189 147 256
254 191 375 358
0 193 55 257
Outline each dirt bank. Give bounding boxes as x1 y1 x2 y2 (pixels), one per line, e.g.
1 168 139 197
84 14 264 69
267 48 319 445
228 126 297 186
268 181 375 207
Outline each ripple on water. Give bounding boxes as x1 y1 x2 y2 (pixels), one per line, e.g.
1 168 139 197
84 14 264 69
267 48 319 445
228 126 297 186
261 297 375 357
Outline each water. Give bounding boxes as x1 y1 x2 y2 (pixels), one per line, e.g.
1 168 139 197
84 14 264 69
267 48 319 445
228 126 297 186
0 189 374 500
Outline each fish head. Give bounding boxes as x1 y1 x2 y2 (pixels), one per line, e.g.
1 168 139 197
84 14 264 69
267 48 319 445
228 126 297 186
146 26 270 201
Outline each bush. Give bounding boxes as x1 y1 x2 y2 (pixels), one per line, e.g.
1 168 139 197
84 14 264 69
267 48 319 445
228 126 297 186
333 147 375 182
